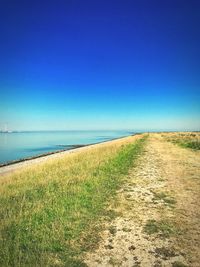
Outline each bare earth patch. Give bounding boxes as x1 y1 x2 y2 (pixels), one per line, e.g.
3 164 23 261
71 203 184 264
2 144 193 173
84 133 200 267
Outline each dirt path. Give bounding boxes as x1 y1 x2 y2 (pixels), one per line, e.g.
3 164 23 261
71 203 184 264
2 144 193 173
84 133 200 267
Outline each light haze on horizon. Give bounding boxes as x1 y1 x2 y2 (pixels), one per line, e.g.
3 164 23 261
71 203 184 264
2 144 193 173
0 0 200 131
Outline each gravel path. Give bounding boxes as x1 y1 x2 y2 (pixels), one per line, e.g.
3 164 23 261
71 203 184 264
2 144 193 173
84 133 200 267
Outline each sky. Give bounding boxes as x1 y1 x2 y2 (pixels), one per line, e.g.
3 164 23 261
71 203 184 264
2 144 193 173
0 0 200 131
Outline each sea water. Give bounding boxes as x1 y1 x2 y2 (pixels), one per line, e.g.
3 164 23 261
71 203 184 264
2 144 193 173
0 130 133 164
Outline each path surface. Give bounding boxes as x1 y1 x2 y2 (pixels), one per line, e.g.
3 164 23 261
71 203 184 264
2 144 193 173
84 134 200 267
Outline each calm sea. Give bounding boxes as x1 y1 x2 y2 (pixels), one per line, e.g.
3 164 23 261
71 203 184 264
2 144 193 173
0 130 133 165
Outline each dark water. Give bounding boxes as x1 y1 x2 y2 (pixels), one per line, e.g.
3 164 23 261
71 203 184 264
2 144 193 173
0 130 133 164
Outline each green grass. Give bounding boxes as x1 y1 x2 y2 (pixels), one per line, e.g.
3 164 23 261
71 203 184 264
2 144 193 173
0 135 147 266
152 192 176 207
172 261 188 267
154 246 176 259
170 139 200 150
165 134 200 151
178 140 200 150
144 219 176 238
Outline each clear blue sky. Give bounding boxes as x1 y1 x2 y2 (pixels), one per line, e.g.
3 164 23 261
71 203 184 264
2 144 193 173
0 0 200 131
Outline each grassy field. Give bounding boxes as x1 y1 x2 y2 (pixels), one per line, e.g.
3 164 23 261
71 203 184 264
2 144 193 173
0 134 147 266
161 132 200 150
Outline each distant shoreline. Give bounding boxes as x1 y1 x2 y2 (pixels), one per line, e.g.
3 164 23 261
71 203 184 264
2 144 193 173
0 134 137 175
1 131 198 175
0 144 87 168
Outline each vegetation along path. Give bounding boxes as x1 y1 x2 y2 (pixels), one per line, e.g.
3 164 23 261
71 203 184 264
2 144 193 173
84 133 200 267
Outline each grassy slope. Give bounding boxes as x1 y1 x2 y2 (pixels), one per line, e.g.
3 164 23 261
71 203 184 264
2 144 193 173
0 135 147 266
